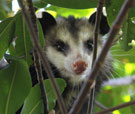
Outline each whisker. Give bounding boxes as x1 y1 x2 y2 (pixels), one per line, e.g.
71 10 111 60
112 54 135 57
111 70 122 78
110 50 122 52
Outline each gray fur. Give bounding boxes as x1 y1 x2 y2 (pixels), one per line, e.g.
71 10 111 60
39 12 113 114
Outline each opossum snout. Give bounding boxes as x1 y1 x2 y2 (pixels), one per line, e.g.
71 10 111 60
72 60 88 75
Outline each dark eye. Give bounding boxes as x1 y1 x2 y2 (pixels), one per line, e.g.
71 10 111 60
85 40 93 51
53 40 69 54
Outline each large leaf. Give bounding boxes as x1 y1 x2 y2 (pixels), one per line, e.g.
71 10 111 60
21 78 66 114
9 12 45 65
120 7 135 51
41 0 97 9
105 0 123 25
13 12 33 65
0 59 32 114
46 6 95 18
33 0 47 8
0 17 15 60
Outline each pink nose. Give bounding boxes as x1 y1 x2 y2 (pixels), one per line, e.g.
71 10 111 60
72 60 88 74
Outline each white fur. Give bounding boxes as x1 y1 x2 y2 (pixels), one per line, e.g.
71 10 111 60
45 20 103 85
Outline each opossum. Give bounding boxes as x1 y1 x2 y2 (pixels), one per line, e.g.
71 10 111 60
31 12 113 114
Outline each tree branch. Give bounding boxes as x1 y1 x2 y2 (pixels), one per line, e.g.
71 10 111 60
18 0 68 114
88 0 105 113
95 100 135 114
26 0 48 113
69 0 135 114
95 100 113 114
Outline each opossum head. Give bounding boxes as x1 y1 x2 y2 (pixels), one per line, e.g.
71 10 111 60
39 12 110 84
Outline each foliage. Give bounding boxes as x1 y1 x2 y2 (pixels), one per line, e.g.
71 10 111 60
0 0 135 114
0 58 32 114
21 78 66 113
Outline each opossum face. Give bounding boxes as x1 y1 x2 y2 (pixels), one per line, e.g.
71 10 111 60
39 12 110 84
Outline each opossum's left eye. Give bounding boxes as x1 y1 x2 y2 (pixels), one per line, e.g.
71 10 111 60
54 40 69 54
84 40 93 51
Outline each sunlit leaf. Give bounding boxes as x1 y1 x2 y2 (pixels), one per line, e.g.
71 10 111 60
113 110 120 114
0 59 32 114
125 63 135 75
122 95 131 102
46 6 95 18
21 78 66 113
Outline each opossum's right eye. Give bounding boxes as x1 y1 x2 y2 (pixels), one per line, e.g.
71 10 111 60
53 40 69 54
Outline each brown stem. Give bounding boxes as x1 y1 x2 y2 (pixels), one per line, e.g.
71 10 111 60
92 0 104 66
69 0 135 114
88 0 105 114
95 101 113 114
33 51 48 114
18 0 68 114
95 100 135 114
26 0 48 113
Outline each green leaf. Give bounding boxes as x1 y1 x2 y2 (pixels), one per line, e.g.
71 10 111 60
0 17 15 60
37 20 45 47
46 6 95 18
9 12 45 65
130 95 135 113
120 7 135 51
0 0 12 20
21 78 66 114
13 12 33 65
33 0 47 8
0 9 8 20
111 43 135 63
43 0 97 9
105 0 123 25
0 59 32 114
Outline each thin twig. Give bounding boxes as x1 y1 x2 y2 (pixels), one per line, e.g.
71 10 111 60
88 0 105 113
18 0 68 114
111 34 123 46
95 100 135 114
26 0 48 113
33 51 48 113
95 101 113 114
69 0 135 114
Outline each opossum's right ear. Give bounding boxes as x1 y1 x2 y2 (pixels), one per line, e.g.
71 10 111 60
39 12 56 34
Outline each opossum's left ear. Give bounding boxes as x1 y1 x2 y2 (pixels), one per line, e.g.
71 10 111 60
39 12 56 34
89 12 110 35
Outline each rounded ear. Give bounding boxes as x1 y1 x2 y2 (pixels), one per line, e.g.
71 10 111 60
89 12 110 35
38 12 56 34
